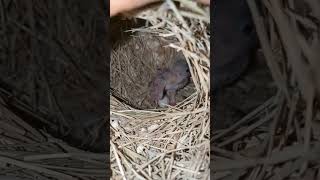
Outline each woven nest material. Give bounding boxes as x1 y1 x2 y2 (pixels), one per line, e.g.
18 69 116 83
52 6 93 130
0 0 109 179
212 0 320 179
111 32 195 109
110 1 210 179
0 96 108 180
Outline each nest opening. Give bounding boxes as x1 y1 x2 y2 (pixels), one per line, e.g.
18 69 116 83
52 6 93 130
111 19 195 109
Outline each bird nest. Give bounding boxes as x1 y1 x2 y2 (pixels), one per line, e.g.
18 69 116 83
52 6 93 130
212 0 320 179
110 1 210 179
0 100 108 179
0 0 109 179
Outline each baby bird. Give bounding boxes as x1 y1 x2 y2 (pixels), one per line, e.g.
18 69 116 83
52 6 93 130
150 59 191 106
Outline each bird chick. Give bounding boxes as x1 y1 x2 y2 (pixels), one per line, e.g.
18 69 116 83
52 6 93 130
150 59 190 107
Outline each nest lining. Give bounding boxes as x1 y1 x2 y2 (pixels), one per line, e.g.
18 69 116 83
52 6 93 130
110 1 210 179
111 29 196 110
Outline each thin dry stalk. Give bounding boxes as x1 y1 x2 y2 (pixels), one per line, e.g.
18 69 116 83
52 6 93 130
212 0 320 179
110 0 209 179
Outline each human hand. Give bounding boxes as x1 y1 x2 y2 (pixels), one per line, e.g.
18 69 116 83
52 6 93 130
110 0 159 17
110 0 210 17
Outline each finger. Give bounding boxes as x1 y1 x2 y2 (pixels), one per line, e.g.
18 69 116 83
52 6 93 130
110 0 159 16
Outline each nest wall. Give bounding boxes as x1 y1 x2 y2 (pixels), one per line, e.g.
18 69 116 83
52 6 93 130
110 1 210 179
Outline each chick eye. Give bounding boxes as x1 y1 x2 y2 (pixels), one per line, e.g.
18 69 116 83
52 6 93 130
186 69 189 73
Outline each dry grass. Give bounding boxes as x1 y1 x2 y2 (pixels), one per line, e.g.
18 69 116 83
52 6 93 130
212 0 320 179
1 0 318 179
111 33 190 109
0 0 108 179
110 0 210 179
0 96 108 180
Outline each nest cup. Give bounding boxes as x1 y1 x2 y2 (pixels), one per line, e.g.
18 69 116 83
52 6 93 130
111 20 195 109
0 1 110 179
110 1 210 179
